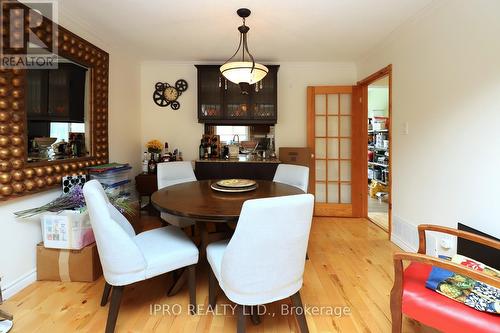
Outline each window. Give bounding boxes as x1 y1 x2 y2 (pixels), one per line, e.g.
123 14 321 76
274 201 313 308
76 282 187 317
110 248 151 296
215 126 249 143
50 122 85 143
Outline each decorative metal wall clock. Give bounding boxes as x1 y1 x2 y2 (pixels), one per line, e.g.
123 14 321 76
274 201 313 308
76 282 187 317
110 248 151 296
153 79 188 109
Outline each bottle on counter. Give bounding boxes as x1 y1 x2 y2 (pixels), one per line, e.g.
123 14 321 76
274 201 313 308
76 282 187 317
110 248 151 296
211 137 218 158
199 139 205 159
148 153 157 174
161 142 170 162
206 141 211 157
142 152 149 174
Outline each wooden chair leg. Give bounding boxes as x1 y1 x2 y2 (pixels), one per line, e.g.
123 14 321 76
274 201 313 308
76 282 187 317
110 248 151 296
168 268 187 296
0 278 13 321
208 266 217 309
237 304 246 333
100 282 112 306
250 305 262 325
291 291 309 333
105 285 124 333
390 258 404 333
390 302 402 333
187 264 196 315
0 308 13 321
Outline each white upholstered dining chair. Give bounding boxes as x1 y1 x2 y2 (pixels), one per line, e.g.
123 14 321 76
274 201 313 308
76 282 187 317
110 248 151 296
273 164 309 193
83 180 199 333
206 194 314 333
157 161 197 229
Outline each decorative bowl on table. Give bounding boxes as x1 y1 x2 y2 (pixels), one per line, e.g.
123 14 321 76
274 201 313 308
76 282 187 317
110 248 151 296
211 179 258 193
216 179 256 188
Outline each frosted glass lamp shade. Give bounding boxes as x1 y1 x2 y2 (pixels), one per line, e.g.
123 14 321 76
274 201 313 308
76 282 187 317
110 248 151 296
220 62 268 85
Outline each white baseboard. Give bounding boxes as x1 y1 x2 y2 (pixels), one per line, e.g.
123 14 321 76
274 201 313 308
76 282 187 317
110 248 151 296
391 233 417 252
2 269 36 300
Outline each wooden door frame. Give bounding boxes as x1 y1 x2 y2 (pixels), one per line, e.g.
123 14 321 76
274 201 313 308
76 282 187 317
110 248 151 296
306 85 364 217
357 65 393 236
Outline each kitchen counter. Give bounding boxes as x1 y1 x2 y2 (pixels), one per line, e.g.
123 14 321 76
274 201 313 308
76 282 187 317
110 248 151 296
196 156 281 163
195 157 280 180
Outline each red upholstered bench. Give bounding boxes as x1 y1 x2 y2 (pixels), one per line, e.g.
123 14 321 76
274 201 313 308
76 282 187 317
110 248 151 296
402 262 500 333
390 224 500 333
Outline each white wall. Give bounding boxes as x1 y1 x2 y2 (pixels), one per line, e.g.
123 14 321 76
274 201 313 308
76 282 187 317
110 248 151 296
140 61 357 160
357 0 500 251
0 190 60 298
0 12 142 298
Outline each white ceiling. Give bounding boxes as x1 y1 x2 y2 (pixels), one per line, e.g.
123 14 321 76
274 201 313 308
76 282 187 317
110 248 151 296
53 0 434 62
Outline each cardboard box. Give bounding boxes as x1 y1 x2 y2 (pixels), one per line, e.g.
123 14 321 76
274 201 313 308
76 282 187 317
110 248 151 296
278 147 312 167
42 210 95 250
36 242 102 282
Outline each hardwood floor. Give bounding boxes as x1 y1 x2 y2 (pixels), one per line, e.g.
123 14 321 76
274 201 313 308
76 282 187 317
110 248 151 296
368 197 389 231
2 217 439 332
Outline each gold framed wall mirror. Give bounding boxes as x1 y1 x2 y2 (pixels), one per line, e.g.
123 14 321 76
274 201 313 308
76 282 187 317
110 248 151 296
0 1 109 200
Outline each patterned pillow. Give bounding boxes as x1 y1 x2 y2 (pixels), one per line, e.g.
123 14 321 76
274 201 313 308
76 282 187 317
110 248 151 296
425 254 499 314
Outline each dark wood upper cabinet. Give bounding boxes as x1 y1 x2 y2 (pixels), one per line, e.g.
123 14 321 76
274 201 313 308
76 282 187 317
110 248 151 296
196 65 279 124
197 66 224 121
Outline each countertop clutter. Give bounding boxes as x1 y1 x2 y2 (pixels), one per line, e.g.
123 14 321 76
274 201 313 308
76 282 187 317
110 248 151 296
196 156 280 163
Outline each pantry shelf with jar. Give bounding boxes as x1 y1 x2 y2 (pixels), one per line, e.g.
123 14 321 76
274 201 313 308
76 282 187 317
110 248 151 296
368 120 390 187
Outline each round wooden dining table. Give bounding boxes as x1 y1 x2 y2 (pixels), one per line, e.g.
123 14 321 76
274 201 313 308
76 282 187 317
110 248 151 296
151 179 304 223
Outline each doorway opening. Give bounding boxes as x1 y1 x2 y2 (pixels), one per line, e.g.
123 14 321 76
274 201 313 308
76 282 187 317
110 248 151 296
358 65 392 234
367 76 390 230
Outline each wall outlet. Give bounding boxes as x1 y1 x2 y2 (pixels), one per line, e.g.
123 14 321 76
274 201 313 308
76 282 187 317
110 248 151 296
440 238 452 250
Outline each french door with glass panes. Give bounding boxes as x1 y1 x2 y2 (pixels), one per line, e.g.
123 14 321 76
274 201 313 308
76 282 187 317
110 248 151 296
307 86 363 217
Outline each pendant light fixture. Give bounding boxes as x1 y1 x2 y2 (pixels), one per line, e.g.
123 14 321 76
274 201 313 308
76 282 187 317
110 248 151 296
220 8 268 94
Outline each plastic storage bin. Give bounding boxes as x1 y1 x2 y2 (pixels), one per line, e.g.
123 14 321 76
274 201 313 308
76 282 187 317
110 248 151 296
89 166 131 189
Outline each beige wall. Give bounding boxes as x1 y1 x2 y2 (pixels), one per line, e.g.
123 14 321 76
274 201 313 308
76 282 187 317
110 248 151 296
140 62 203 161
140 61 357 160
357 0 500 251
108 53 142 172
0 13 142 298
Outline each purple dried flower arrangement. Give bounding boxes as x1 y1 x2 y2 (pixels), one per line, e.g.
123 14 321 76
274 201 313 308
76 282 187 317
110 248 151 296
14 185 136 218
